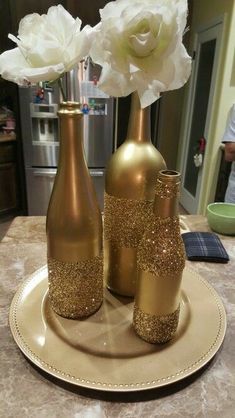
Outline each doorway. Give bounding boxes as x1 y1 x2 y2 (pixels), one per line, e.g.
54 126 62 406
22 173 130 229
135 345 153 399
179 22 222 213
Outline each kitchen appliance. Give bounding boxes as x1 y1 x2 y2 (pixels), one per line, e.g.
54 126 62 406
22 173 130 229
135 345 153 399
19 63 115 215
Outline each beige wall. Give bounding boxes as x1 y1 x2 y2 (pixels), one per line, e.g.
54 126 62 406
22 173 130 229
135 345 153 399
156 89 185 169
157 1 193 169
177 0 235 213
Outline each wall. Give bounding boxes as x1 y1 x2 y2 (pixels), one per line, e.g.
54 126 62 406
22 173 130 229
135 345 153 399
0 1 12 52
67 0 110 25
177 0 235 213
156 1 193 169
9 0 66 34
8 0 109 33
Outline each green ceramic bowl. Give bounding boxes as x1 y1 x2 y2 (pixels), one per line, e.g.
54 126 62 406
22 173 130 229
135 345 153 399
207 202 235 235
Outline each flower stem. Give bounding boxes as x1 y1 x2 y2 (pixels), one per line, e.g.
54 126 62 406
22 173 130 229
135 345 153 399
58 78 67 102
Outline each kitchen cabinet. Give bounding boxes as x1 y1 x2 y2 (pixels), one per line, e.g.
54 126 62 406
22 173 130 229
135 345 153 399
0 138 19 215
0 113 21 215
0 162 18 213
0 80 26 218
0 1 12 51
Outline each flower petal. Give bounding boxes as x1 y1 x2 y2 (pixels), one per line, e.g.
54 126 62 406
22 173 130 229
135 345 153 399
0 47 65 85
21 63 65 84
0 47 30 84
98 63 134 97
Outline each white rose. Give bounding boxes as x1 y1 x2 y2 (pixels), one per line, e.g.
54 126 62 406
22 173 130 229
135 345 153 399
90 0 192 108
0 5 94 85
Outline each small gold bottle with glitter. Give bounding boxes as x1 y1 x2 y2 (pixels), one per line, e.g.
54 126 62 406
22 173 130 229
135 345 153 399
133 170 185 343
46 102 103 319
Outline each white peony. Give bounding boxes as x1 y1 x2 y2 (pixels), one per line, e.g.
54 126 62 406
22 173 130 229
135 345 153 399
90 0 192 108
0 5 94 85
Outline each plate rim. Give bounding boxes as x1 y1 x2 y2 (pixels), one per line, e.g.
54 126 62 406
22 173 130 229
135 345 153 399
9 265 227 392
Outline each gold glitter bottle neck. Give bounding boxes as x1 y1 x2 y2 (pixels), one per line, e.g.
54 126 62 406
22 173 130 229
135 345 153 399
126 91 151 143
153 170 181 218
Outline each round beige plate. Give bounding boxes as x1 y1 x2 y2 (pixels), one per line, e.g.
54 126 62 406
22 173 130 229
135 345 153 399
9 266 226 392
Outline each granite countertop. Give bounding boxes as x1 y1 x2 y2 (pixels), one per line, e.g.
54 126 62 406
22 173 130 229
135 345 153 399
0 215 234 418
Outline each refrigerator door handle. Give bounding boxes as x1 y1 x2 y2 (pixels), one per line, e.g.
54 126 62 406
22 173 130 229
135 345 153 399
89 170 104 177
33 169 57 177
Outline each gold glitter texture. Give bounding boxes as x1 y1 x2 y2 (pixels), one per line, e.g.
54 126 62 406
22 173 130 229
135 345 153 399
104 192 153 248
48 255 103 319
137 216 185 277
155 177 180 199
133 305 180 344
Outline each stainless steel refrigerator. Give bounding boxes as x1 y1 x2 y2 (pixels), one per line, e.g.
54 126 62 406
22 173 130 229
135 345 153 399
19 63 115 215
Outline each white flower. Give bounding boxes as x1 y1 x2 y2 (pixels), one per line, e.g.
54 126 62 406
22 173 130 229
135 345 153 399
90 0 192 108
0 5 94 85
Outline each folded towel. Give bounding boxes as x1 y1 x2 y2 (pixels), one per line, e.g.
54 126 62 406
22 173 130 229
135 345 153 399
182 232 229 263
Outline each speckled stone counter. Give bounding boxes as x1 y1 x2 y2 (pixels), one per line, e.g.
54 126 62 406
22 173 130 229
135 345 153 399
0 216 234 418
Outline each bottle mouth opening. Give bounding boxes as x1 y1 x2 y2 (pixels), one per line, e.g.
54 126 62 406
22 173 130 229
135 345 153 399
160 170 179 176
157 170 181 184
58 101 82 115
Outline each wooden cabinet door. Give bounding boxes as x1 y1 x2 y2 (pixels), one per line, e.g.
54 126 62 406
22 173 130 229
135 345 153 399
0 162 18 214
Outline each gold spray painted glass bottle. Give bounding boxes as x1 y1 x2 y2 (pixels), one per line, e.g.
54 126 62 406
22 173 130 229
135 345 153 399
46 102 103 319
133 170 185 343
104 92 166 297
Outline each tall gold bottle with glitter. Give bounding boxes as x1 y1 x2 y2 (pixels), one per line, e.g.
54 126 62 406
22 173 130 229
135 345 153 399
46 102 103 319
104 92 166 297
133 170 185 343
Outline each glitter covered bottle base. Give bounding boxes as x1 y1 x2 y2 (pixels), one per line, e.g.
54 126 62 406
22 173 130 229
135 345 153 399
48 255 103 319
104 191 154 296
133 304 180 344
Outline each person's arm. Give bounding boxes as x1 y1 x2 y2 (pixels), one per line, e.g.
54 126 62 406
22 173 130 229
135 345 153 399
222 106 235 161
224 142 235 162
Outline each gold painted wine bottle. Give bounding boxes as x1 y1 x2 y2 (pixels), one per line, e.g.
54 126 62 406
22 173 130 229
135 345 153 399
46 102 103 319
133 170 185 343
104 92 166 297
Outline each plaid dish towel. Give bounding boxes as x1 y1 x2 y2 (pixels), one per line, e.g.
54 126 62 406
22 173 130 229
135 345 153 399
182 232 229 263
